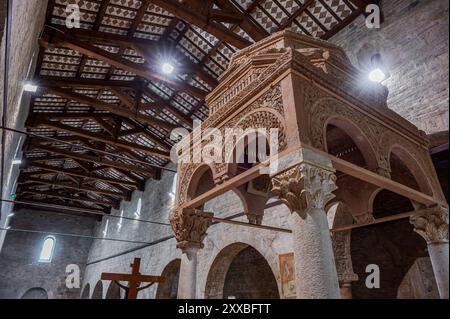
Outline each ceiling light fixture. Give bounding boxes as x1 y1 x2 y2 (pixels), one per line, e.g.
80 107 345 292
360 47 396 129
12 159 22 165
23 82 38 92
162 62 174 75
369 68 386 83
369 53 389 83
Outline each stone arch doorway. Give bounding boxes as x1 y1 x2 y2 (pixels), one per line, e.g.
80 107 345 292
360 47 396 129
205 243 280 299
156 259 181 299
21 287 48 299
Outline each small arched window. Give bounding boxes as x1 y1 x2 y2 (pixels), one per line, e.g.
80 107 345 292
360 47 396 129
39 236 56 263
135 197 142 218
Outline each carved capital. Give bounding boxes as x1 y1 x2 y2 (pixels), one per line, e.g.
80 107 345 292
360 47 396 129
410 206 449 244
271 163 337 216
170 208 213 249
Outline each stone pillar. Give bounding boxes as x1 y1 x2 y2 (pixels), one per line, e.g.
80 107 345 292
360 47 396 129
410 206 449 299
339 282 353 299
170 209 213 299
272 151 340 299
338 273 359 299
178 245 200 299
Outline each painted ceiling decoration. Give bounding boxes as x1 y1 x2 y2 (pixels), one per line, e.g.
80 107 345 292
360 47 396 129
17 0 371 215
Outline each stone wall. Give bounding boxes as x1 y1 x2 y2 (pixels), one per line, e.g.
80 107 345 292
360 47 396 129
82 166 293 299
0 208 96 299
331 0 449 134
0 0 48 250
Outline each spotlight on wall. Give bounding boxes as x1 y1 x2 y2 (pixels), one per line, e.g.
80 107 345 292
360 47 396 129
369 53 389 83
12 159 22 165
23 82 38 92
161 62 174 75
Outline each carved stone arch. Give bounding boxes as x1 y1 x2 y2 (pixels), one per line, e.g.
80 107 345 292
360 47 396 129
381 131 434 197
310 97 389 175
177 163 218 207
216 108 287 181
323 115 379 171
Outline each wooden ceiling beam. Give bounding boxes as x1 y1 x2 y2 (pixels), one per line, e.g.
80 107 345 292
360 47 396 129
40 26 209 99
16 196 111 215
40 86 178 131
23 162 142 190
20 189 119 209
19 177 128 199
145 0 252 49
142 87 193 128
27 118 171 159
35 77 140 89
29 144 154 176
213 0 269 42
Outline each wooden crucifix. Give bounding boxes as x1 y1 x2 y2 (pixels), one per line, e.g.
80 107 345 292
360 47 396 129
101 258 165 299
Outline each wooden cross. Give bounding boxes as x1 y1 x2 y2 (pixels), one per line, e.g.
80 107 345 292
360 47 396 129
101 258 165 299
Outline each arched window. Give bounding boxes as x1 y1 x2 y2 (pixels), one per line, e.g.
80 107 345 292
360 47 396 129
39 236 56 263
135 197 142 218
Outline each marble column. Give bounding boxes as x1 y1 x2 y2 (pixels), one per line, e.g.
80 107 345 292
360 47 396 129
272 151 340 299
410 206 449 299
170 209 213 299
178 245 201 299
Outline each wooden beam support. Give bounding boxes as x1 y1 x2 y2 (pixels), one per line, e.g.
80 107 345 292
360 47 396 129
24 162 142 190
40 86 178 131
21 189 119 209
30 144 154 176
145 0 252 49
19 177 128 199
28 119 171 159
35 77 140 89
40 26 208 99
331 209 419 233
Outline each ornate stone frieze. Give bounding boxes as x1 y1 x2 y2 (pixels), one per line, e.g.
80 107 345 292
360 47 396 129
410 206 449 244
271 163 337 217
170 208 213 249
203 51 292 129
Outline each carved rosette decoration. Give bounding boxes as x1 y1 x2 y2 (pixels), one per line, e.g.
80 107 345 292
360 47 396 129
170 208 214 249
271 163 337 217
410 206 449 244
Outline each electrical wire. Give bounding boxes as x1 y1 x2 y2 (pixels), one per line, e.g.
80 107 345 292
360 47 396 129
0 198 171 226
0 227 160 245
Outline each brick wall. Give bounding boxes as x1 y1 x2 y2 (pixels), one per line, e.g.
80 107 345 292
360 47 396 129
331 0 449 134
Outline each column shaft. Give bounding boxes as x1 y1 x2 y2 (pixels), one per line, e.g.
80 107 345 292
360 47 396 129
428 242 449 299
292 208 340 298
177 247 199 299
